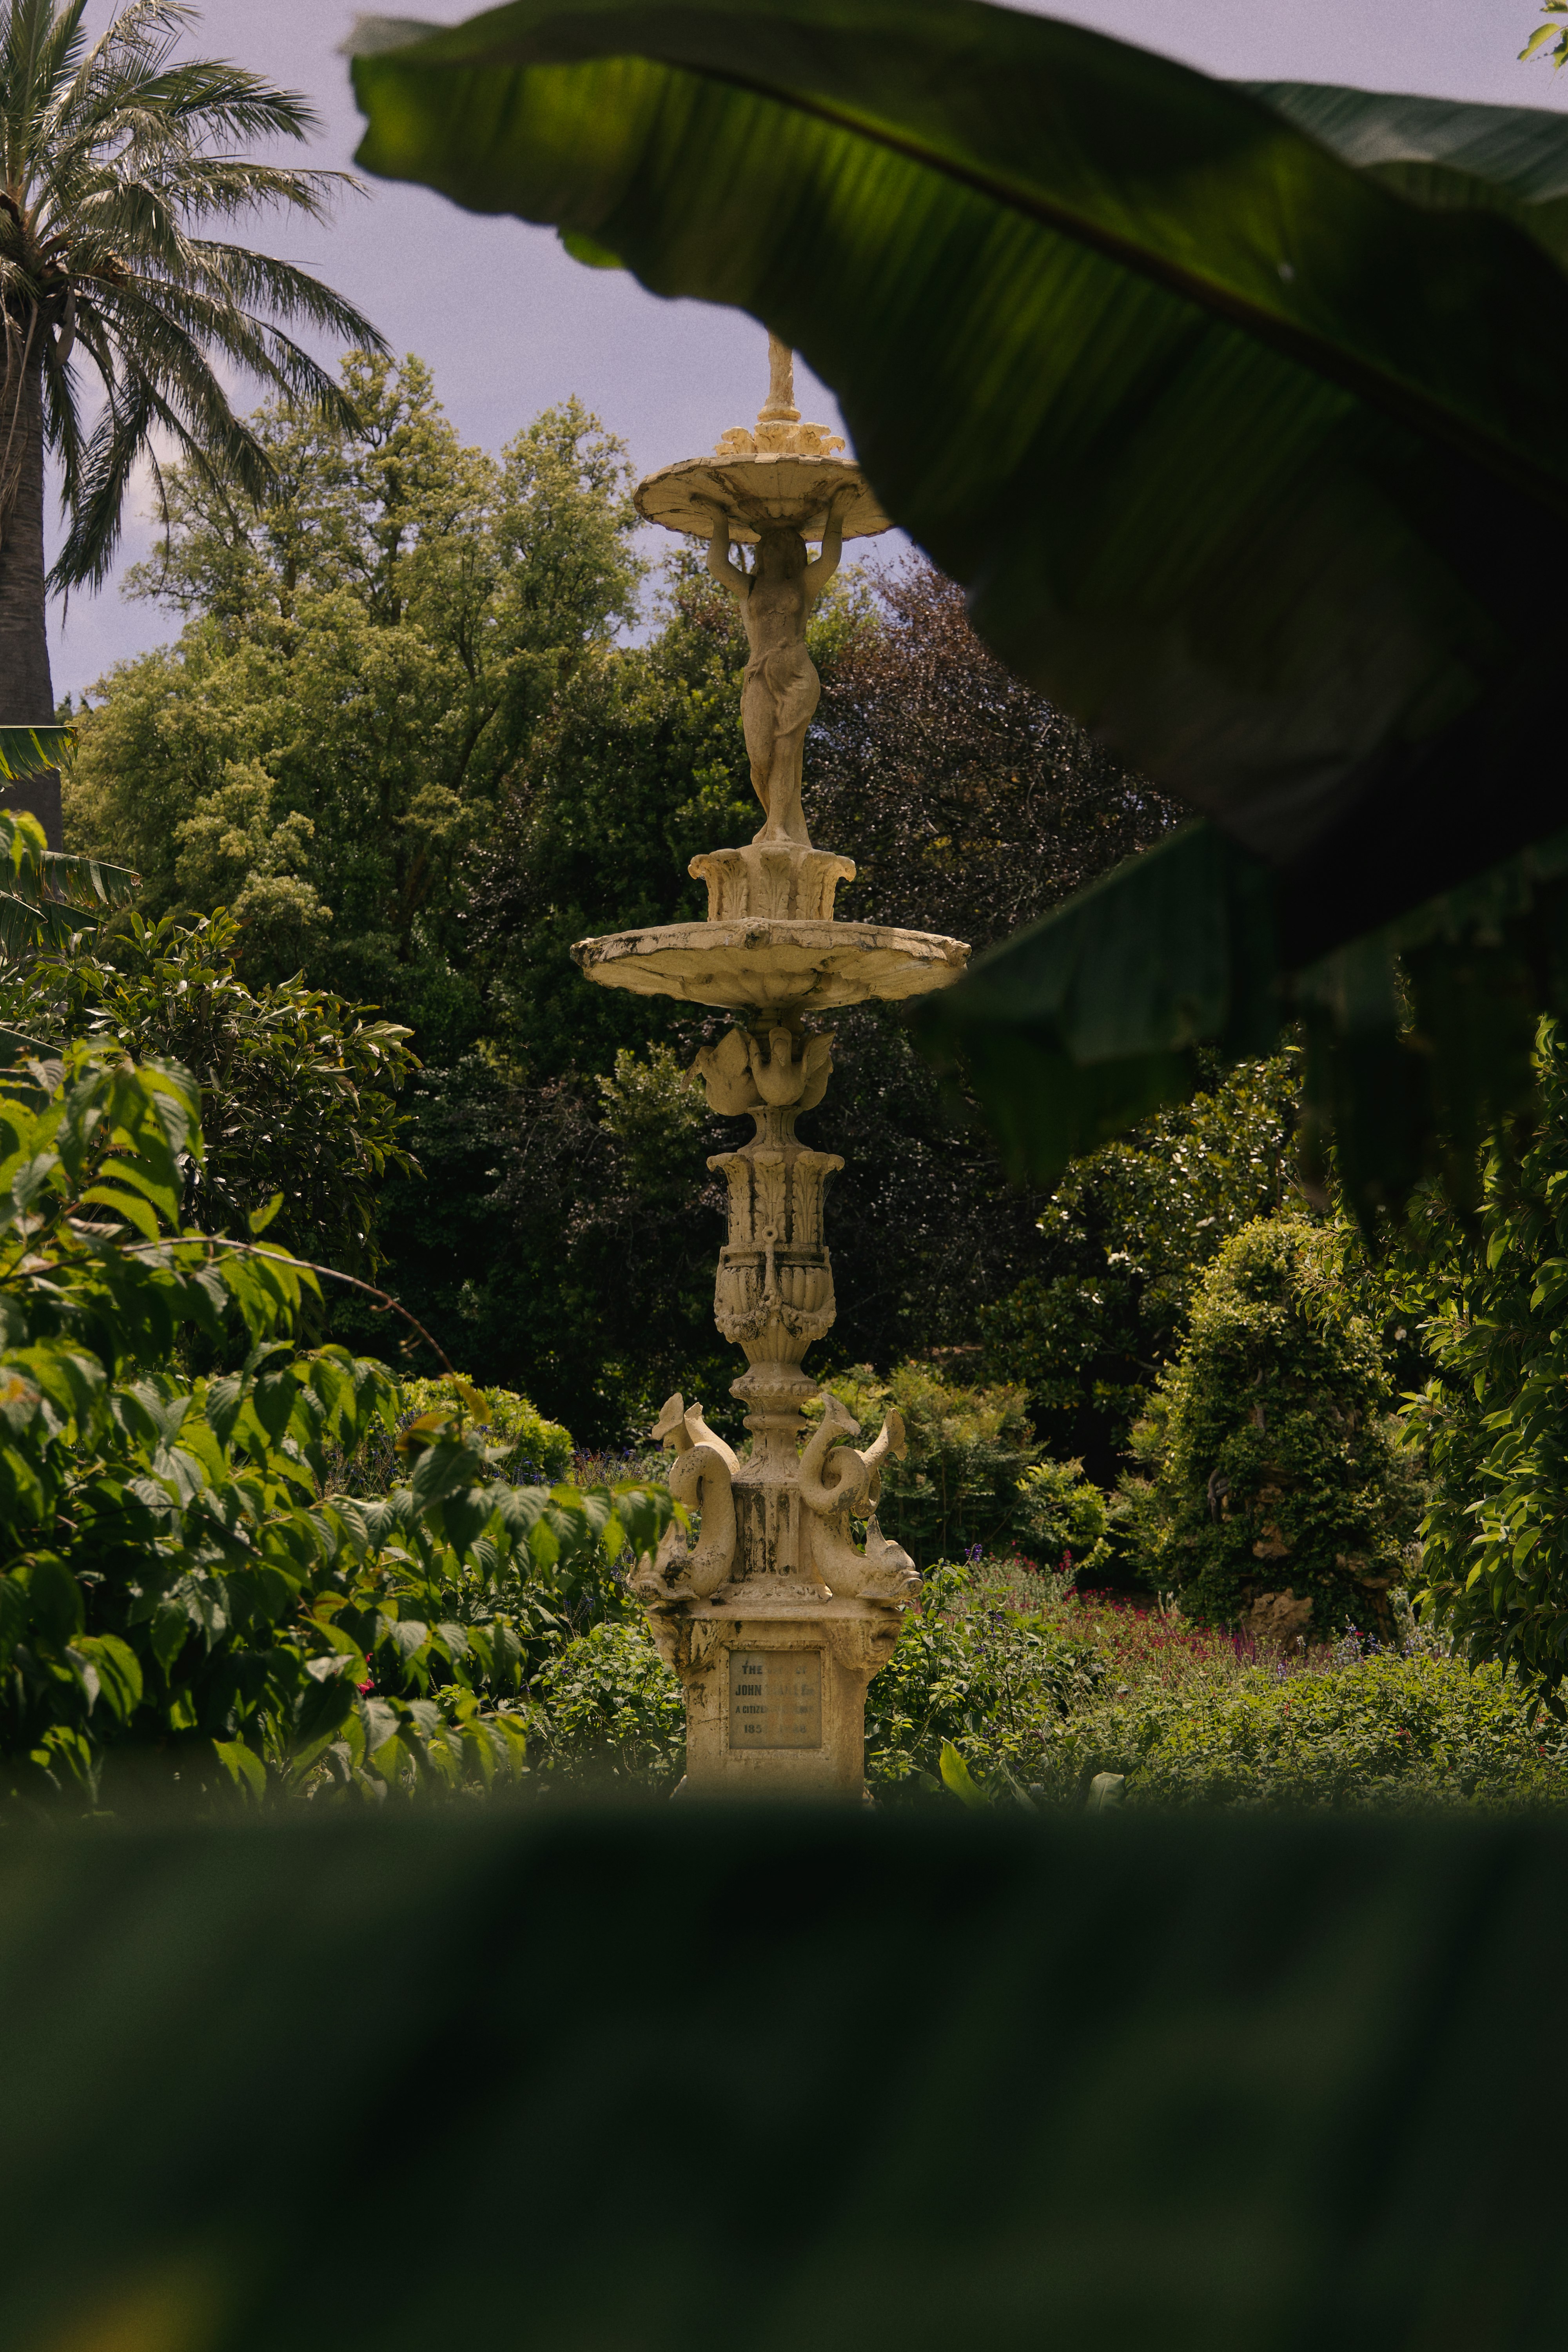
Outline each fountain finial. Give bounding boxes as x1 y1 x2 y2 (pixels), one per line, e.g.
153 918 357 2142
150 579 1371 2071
759 332 799 425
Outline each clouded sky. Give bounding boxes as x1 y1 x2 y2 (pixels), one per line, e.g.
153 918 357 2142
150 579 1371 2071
52 0 1566 698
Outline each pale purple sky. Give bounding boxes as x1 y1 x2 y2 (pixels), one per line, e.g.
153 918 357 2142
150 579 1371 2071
52 0 1566 698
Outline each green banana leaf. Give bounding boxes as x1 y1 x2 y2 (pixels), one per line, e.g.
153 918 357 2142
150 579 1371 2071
0 726 70 783
349 2 1568 1205
1245 81 1568 264
917 815 1568 1219
0 809 140 979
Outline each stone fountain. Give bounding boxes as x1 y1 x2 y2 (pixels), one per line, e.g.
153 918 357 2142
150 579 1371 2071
573 339 970 1797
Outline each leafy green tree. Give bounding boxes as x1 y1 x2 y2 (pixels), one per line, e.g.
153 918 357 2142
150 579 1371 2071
1409 1022 1568 1705
349 0 1568 1213
0 0 381 842
0 906 417 1276
0 1036 670 1809
983 1054 1299 1474
1129 1219 1419 1639
65 358 643 1055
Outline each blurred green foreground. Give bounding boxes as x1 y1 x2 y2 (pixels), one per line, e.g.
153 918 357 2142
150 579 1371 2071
1 1802 1562 2351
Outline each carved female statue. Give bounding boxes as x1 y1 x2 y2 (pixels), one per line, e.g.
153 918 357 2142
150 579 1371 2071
702 483 856 846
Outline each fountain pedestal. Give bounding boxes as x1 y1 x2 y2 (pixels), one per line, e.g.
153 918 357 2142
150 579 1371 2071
573 343 969 1798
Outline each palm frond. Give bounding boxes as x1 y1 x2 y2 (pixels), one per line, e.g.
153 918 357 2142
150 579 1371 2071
4 0 385 594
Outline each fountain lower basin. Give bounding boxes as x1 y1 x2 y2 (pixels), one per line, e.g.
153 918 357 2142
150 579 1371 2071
572 918 969 1012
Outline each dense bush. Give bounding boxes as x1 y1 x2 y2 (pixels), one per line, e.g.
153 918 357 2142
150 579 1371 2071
1014 1458 1111 1577
982 1053 1299 1475
397 1376 573 1483
523 1618 687 1793
0 906 417 1279
863 1562 1103 1798
1404 1021 1568 1706
0 1030 669 1809
810 1360 1042 1567
1111 1648 1567 1809
1123 1218 1419 1639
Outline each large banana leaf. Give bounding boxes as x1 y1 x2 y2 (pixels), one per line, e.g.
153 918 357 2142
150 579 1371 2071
349 3 1568 1201
0 809 140 976
0 726 70 783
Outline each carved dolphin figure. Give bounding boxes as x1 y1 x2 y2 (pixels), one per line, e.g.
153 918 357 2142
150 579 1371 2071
665 1441 737 1599
683 1401 740 1474
856 1407 907 1509
652 1392 691 1450
798 1392 870 1517
798 1394 918 1600
799 1394 907 1519
807 1508 918 1602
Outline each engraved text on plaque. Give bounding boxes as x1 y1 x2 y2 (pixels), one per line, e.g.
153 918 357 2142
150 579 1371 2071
728 1648 823 1749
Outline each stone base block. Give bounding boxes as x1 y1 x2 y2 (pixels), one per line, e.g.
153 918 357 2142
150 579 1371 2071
653 1591 902 1799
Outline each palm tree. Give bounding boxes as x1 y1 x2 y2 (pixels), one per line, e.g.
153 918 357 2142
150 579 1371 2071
0 0 385 842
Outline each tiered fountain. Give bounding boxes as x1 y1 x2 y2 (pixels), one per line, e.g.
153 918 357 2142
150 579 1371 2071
573 339 970 1797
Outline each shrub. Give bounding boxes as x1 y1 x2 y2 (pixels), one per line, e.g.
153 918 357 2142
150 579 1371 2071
864 1561 1103 1797
1014 1457 1111 1576
524 1618 687 1792
0 1038 670 1810
399 1375 573 1483
981 1052 1298 1469
1410 1020 1568 1707
1113 1650 1568 1810
812 1360 1040 1566
1125 1218 1419 1639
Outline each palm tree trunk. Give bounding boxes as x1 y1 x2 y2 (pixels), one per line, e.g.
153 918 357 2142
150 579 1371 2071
0 321 61 849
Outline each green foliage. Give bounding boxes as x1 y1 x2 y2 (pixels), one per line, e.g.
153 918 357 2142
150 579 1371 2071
1014 1459 1110 1578
524 1618 687 1792
398 1374 572 1484
1128 1219 1419 1638
352 0 1568 1211
859 1566 1566 1813
983 1052 1298 1466
66 358 644 1057
0 1044 671 1807
1411 1020 1568 1707
811 1361 1040 1568
863 1561 1103 1799
0 804 138 976
1111 1651 1568 1811
2 0 382 595
0 905 417 1276
1522 4 1568 68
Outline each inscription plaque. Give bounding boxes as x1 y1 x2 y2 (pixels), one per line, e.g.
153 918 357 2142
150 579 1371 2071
728 1648 823 1750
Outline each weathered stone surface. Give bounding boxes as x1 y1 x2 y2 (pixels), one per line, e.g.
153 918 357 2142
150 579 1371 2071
594 346 968 1796
572 916 968 1011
